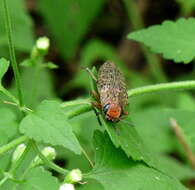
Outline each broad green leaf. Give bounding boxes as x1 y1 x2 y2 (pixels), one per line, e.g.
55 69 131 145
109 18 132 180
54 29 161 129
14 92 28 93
0 58 9 83
100 115 155 166
38 0 106 59
19 167 60 190
88 131 188 190
0 0 34 53
0 107 18 140
131 108 177 154
176 93 195 110
128 18 195 63
19 100 82 154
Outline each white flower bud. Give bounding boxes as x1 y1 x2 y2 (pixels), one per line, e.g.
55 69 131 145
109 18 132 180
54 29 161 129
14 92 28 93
31 37 50 58
59 183 75 190
36 37 50 52
31 146 56 167
65 169 82 183
42 146 56 160
12 144 26 163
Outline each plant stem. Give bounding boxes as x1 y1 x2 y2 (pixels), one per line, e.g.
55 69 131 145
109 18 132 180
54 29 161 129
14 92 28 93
170 118 195 169
61 98 91 108
0 138 30 187
128 80 195 97
0 136 28 156
32 141 69 175
2 0 24 107
62 80 195 118
10 140 32 174
123 0 167 82
66 104 92 120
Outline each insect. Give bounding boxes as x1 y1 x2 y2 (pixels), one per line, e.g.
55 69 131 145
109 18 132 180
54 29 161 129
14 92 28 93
87 61 128 122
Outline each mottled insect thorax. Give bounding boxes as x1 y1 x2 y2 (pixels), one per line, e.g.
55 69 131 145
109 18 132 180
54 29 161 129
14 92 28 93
97 62 128 112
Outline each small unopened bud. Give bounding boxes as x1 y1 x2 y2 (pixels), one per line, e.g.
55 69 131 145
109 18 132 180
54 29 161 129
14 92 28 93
31 37 50 59
65 169 82 184
31 146 56 167
59 183 75 190
12 144 26 163
36 37 50 52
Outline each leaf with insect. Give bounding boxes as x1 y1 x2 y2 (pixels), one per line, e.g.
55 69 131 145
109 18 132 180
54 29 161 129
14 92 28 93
89 67 155 166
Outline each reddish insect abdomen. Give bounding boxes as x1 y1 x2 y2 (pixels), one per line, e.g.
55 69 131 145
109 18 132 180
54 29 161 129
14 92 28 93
97 61 128 122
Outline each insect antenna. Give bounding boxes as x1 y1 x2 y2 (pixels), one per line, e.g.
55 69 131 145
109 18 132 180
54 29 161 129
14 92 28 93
81 66 97 82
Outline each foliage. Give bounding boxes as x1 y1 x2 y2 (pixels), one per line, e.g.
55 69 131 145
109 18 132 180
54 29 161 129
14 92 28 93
1 0 195 190
128 18 195 63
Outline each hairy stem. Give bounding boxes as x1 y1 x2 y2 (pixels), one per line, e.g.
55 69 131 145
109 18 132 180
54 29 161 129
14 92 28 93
128 80 195 97
66 104 92 120
62 80 195 118
2 0 24 107
0 136 28 156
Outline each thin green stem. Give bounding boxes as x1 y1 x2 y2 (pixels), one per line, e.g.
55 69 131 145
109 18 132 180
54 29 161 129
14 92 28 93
0 138 30 187
61 98 91 108
0 136 28 156
127 80 195 97
0 176 8 186
123 0 167 82
66 104 92 120
2 0 24 107
32 141 69 175
62 80 195 118
10 140 32 174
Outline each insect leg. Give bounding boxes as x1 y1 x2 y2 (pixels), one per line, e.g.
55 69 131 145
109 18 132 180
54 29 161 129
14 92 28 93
85 67 97 82
91 104 102 126
91 90 100 101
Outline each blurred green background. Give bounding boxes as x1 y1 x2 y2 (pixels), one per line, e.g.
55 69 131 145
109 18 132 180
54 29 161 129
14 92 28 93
1 0 195 189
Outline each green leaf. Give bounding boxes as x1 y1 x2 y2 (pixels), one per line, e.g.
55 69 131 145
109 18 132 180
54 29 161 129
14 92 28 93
176 93 195 110
19 100 82 154
0 107 18 140
0 0 34 53
128 18 195 63
38 0 106 59
88 131 188 190
100 116 155 166
131 108 177 154
0 58 9 83
19 167 60 190
89 68 154 166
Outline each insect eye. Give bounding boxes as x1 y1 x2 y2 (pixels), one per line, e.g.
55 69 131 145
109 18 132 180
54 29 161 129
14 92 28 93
103 104 110 114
